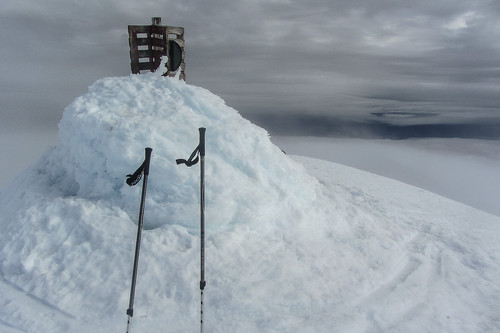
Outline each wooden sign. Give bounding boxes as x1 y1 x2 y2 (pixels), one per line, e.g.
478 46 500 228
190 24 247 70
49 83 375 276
128 18 185 80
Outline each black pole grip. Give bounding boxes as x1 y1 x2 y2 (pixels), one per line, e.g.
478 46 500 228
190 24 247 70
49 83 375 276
199 128 206 157
144 147 153 176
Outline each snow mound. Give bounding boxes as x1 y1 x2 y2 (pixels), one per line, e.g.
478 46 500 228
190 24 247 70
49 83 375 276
21 73 323 231
1 74 499 332
0 74 332 331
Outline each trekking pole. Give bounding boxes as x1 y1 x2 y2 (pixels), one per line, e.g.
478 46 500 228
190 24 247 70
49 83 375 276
198 128 206 333
176 128 206 333
125 147 153 333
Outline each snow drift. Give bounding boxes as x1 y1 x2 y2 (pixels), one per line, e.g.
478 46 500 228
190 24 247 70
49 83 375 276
0 73 499 332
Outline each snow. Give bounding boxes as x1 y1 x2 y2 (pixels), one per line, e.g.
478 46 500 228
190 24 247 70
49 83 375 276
1 73 499 332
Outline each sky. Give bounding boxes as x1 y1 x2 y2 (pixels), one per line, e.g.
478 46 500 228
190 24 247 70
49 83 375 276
1 0 500 135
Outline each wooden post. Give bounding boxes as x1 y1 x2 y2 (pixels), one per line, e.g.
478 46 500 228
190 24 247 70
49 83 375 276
128 26 140 74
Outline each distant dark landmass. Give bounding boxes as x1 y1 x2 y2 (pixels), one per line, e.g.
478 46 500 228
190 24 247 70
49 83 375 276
244 112 500 140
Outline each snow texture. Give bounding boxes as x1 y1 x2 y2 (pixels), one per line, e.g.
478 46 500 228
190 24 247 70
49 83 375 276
0 73 499 332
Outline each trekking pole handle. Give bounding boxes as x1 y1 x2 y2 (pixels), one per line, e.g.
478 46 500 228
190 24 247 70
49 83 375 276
198 128 206 157
144 148 152 176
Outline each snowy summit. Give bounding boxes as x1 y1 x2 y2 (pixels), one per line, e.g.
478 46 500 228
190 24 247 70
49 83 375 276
0 73 499 332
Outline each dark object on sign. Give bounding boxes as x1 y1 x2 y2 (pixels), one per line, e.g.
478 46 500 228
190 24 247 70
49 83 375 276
128 17 185 80
169 40 182 72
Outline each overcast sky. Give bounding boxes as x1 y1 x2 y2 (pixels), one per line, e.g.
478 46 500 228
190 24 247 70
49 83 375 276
1 0 500 137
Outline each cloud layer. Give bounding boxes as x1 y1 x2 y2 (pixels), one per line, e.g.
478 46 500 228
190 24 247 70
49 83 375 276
1 0 499 135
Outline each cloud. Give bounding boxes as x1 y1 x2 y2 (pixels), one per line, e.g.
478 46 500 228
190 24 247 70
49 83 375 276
272 136 500 216
443 11 480 31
